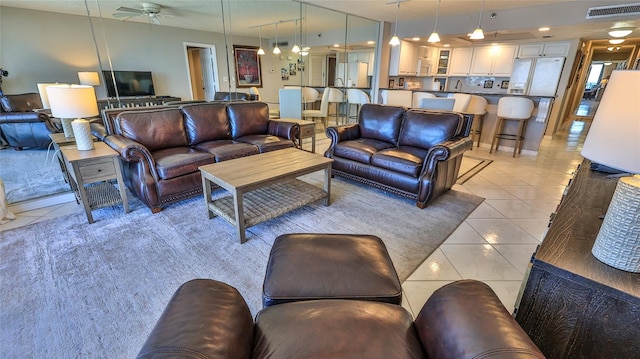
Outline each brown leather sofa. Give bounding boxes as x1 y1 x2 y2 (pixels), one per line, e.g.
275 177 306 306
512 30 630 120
103 101 299 213
325 104 473 208
136 279 545 358
0 93 61 149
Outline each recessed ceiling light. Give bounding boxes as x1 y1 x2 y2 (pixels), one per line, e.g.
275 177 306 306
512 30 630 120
609 39 625 44
367 40 375 45
333 44 340 47
443 44 450 47
538 27 550 32
412 37 420 41
608 27 634 38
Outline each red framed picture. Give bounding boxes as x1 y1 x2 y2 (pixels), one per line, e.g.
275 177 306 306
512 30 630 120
233 45 262 88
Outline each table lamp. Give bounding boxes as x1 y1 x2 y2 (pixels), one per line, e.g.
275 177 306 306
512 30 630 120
46 84 99 150
78 71 101 86
580 69 640 273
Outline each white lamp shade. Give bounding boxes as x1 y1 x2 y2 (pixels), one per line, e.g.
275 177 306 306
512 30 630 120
581 70 640 174
78 71 100 86
46 85 99 119
470 27 485 40
36 83 61 109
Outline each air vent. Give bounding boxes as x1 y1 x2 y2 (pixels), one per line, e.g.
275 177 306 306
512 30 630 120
272 41 289 48
586 2 640 19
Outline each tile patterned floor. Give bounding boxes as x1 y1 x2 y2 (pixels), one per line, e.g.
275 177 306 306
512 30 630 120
1 119 590 319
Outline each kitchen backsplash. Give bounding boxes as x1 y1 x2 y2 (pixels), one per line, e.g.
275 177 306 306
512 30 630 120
389 76 510 94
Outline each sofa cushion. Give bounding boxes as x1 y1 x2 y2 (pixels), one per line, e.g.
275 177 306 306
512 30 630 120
333 138 395 164
227 102 270 139
118 108 189 152
398 110 462 150
180 103 231 145
253 300 425 359
236 134 294 153
371 146 428 177
358 104 405 145
152 147 215 180
194 140 260 162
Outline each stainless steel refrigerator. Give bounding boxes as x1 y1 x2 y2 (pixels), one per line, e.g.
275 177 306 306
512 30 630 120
507 57 565 96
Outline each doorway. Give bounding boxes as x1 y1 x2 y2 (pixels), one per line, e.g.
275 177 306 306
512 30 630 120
327 55 337 87
184 43 219 101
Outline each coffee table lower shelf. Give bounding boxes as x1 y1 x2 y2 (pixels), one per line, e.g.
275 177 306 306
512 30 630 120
207 178 327 231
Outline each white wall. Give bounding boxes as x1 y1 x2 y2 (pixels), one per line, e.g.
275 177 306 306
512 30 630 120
0 7 293 103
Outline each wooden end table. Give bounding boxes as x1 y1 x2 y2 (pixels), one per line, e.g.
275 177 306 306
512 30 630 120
59 142 129 224
274 118 317 153
199 148 333 243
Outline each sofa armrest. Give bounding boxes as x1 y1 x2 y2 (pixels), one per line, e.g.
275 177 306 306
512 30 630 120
267 120 299 143
104 134 157 172
324 124 360 157
414 280 545 359
137 279 255 359
420 136 472 178
0 112 59 133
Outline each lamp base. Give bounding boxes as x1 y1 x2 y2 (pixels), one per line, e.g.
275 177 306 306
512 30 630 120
60 118 74 138
591 175 640 273
71 118 94 151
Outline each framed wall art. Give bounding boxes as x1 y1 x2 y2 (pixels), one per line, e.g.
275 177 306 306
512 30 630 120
233 45 262 88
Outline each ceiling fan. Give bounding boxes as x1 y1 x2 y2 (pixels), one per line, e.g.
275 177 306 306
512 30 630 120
113 3 173 25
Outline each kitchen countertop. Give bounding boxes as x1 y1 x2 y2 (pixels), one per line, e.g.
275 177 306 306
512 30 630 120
380 88 555 98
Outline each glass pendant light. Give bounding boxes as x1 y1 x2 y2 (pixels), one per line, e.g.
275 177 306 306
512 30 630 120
273 23 281 55
427 0 441 43
292 19 301 53
469 0 485 40
389 0 401 46
257 26 266 55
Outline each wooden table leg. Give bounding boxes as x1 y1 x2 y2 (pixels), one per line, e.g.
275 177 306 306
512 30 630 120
201 175 215 219
324 165 332 206
233 189 246 243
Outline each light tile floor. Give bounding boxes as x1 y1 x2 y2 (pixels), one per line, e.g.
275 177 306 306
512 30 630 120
1 119 590 318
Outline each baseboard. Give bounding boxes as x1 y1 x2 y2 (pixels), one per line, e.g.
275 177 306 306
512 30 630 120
8 192 75 214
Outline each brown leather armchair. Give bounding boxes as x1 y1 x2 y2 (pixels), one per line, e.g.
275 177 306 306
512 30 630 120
0 93 61 150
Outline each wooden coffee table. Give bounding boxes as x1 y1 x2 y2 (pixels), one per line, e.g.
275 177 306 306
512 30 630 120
199 148 333 243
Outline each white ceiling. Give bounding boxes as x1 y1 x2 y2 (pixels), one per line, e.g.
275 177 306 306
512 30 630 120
1 0 639 43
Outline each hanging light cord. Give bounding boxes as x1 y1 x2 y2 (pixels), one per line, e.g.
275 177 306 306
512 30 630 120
259 26 262 48
477 0 484 28
433 0 439 32
394 1 399 35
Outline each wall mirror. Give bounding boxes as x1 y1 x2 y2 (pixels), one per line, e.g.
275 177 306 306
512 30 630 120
0 1 380 206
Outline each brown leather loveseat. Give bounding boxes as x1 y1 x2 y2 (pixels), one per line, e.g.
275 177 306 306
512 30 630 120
325 104 473 208
136 279 545 358
104 101 299 213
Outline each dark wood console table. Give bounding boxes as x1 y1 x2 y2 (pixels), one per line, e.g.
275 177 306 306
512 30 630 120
515 160 640 358
97 96 181 110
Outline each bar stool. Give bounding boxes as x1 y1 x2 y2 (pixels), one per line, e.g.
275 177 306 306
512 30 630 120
466 95 488 148
490 97 534 157
411 92 436 108
346 88 369 123
326 88 345 125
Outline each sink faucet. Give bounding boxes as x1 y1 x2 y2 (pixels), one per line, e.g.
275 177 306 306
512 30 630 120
335 78 344 87
455 80 462 91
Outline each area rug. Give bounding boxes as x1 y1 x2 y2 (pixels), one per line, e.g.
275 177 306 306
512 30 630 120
456 154 493 184
0 147 69 203
0 172 483 357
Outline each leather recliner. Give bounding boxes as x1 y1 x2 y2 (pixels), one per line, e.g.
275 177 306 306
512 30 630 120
0 93 61 150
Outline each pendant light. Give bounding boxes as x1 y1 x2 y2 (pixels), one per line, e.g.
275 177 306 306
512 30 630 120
427 0 441 43
469 0 485 40
257 26 266 55
292 19 301 53
389 0 401 46
273 23 281 55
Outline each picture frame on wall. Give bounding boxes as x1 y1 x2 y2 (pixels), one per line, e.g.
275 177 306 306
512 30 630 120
233 45 262 88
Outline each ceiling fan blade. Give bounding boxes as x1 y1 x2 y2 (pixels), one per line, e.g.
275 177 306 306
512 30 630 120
113 12 140 18
151 16 161 25
115 6 144 14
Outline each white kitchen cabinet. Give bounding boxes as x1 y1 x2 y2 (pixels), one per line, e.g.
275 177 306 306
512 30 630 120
447 48 473 76
517 42 570 58
469 45 517 76
417 45 436 76
348 51 375 76
389 40 419 76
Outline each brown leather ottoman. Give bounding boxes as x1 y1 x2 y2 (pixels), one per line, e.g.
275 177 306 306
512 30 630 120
262 233 402 307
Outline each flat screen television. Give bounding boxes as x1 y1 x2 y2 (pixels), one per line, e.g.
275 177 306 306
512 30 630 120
102 70 155 97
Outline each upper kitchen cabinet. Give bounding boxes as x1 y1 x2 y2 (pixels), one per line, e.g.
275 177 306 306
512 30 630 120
389 40 419 76
469 45 518 76
348 51 375 76
447 48 473 76
518 41 571 58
